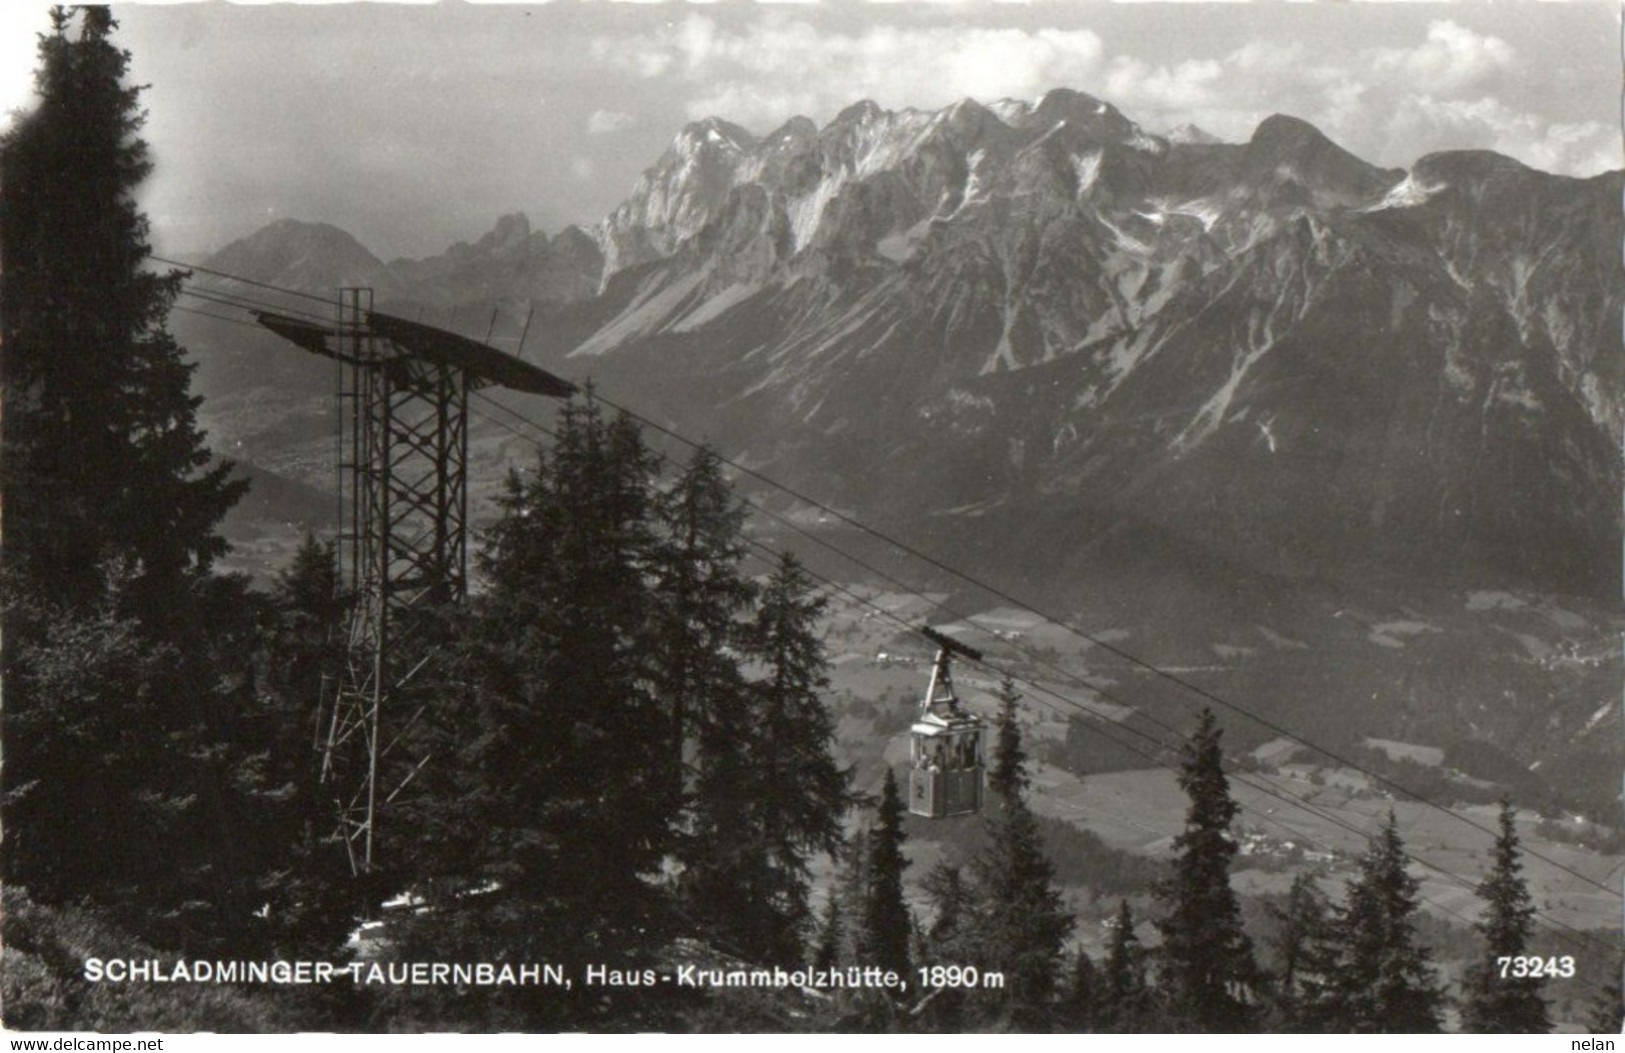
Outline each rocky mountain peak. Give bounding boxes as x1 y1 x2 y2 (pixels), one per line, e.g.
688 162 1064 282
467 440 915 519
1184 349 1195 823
1028 87 1127 131
549 224 602 262
474 212 533 254
1248 113 1326 149
1165 123 1221 146
675 116 758 156
1409 150 1541 198
205 218 399 296
831 98 886 127
1241 113 1401 206
766 115 818 145
557 89 1620 596
931 96 1016 151
196 83 1622 605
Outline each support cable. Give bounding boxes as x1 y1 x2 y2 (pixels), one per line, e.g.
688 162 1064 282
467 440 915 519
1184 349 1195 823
462 394 1621 974
161 258 1620 904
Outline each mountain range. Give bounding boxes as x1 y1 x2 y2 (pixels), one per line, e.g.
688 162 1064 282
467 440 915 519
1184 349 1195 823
189 90 1622 596
176 89 1622 803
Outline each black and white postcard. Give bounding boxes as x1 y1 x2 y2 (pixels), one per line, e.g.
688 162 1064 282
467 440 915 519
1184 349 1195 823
1 0 1619 1037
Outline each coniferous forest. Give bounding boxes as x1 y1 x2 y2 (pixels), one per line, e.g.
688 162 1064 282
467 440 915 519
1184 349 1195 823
2 7 1619 1036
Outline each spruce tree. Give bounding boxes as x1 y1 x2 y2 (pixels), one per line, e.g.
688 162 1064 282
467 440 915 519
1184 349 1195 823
654 445 755 842
1587 958 1624 1034
1 7 251 950
1154 707 1258 1030
921 861 976 955
1330 813 1445 1032
918 861 977 1031
683 661 774 954
1 6 242 619
256 536 359 956
971 679 1073 1024
1065 947 1100 1030
394 397 674 969
1263 873 1340 1030
735 552 851 961
837 828 872 962
4 579 192 915
988 677 1029 800
813 891 845 971
688 552 848 962
860 767 912 980
1460 801 1550 1033
1098 899 1153 1032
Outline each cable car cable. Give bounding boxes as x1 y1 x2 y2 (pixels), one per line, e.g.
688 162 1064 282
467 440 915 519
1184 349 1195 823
169 302 282 330
170 256 1618 902
175 282 338 326
153 254 342 306
470 385 1619 903
460 396 1620 967
585 386 1618 898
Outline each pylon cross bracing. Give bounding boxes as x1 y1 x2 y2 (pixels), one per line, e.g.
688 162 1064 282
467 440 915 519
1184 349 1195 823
255 287 574 874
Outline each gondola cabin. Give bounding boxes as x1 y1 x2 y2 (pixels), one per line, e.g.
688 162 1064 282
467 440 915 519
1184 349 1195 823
908 627 988 819
910 713 985 818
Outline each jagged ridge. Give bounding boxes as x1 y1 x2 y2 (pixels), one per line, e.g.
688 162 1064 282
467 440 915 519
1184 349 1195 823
186 90 1625 599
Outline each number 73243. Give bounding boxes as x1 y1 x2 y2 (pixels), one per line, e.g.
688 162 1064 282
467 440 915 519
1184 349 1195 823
1497 955 1575 979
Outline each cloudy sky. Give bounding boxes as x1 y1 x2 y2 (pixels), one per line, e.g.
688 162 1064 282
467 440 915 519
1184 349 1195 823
2 2 1617 260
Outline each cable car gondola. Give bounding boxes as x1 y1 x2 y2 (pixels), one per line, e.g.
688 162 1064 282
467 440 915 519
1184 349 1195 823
908 627 987 818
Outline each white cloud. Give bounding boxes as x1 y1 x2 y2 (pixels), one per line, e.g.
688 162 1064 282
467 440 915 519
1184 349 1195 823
587 109 637 135
1378 95 1619 176
589 11 1613 178
1103 56 1224 114
1080 20 1613 177
1370 21 1516 96
600 14 1106 130
1099 40 1344 146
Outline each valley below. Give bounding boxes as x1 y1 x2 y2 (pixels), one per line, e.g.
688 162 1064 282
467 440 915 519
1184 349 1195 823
173 84 1622 1030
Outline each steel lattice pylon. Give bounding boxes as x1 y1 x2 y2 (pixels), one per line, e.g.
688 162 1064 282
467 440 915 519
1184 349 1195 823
256 288 574 875
325 287 467 873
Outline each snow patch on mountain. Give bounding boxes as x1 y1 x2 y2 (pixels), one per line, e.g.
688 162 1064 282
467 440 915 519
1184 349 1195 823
851 108 936 178
1581 700 1614 734
987 98 1032 124
1175 311 1279 451
1128 131 1168 155
670 281 760 333
571 270 705 356
1097 213 1151 256
984 325 1021 375
960 148 994 211
789 171 847 253
876 217 933 263
1365 173 1443 212
1162 197 1223 232
1164 123 1221 146
1072 150 1102 196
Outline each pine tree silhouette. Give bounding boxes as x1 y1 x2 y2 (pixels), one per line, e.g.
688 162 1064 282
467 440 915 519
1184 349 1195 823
1 6 251 950
1 5 242 618
719 552 850 961
1328 812 1445 1032
1098 899 1153 1032
1263 872 1340 1031
1154 707 1258 1031
860 767 912 980
394 397 675 973
971 679 1073 1025
1460 800 1550 1033
654 445 755 854
1065 946 1100 1029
